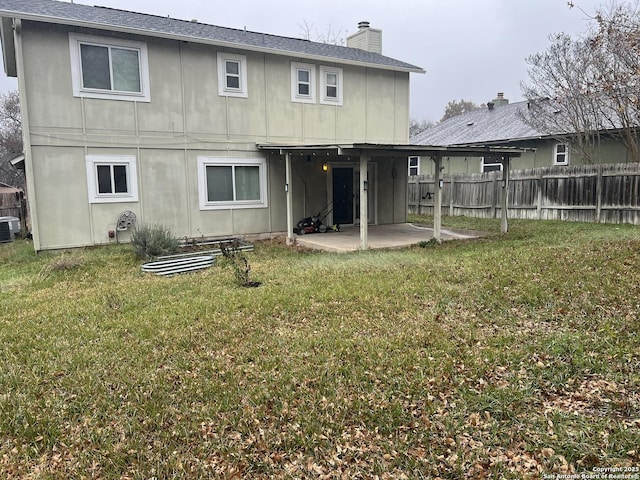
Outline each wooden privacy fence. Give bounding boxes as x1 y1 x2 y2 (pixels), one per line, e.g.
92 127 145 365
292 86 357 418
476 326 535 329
0 192 21 219
408 163 640 225
0 190 28 234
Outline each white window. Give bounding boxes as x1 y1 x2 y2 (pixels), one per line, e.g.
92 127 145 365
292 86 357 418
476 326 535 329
481 156 504 173
291 62 316 103
320 66 343 105
554 143 569 165
408 156 420 176
198 157 268 210
217 52 248 98
86 155 139 204
69 33 150 102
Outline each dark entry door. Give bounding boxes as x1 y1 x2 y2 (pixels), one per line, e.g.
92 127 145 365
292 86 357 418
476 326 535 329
332 167 354 225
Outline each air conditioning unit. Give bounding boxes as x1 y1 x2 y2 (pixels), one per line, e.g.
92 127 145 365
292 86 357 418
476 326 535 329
0 221 10 242
0 216 20 243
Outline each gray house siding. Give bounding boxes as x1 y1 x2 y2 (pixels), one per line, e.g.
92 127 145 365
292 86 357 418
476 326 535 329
4 8 420 251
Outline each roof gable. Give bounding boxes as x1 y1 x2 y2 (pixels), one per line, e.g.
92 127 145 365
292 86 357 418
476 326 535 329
0 0 424 73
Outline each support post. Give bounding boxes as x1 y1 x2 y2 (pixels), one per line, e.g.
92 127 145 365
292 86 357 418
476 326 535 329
285 152 294 245
433 155 443 243
360 154 369 250
501 156 511 234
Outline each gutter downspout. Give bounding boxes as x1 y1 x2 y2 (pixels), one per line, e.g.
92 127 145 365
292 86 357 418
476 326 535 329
13 19 40 251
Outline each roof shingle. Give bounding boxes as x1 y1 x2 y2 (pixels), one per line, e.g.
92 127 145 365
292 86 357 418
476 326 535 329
0 0 424 72
411 101 543 146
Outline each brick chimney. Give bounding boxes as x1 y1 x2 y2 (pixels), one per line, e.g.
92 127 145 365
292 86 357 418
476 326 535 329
346 21 382 54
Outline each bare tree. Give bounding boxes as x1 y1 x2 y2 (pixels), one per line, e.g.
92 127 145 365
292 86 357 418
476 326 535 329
589 2 640 162
409 118 434 138
299 20 346 46
0 90 23 188
520 2 640 163
440 99 483 122
520 33 604 163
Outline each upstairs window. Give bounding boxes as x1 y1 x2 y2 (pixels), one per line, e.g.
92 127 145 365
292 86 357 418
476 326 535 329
320 66 343 105
86 155 139 204
224 59 241 89
291 62 316 103
69 33 150 102
408 156 420 176
554 143 569 165
217 53 248 98
298 69 311 96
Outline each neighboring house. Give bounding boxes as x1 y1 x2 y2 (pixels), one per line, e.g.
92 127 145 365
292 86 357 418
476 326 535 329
410 93 632 176
0 0 425 251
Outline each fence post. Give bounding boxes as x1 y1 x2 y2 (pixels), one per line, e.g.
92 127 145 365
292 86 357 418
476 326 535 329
417 176 426 215
501 157 511 233
492 175 498 218
449 176 455 217
433 155 443 242
537 170 544 220
595 165 603 223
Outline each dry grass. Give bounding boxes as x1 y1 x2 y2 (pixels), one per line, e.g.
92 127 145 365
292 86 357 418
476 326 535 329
0 218 639 478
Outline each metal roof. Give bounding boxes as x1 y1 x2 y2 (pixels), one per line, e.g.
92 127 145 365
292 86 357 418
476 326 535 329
0 0 424 73
411 101 545 146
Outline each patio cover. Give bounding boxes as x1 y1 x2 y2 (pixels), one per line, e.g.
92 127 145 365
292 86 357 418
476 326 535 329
258 143 523 249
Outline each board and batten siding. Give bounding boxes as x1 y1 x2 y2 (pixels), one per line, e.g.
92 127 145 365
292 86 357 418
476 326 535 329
18 21 410 250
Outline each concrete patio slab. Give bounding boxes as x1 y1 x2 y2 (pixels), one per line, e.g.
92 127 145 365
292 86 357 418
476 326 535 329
294 223 483 252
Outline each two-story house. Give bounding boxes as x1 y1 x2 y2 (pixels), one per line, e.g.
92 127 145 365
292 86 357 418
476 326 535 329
0 0 425 251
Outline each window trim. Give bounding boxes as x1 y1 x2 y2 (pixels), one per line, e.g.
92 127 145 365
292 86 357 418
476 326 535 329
554 143 570 165
291 62 316 104
86 155 139 204
481 156 504 173
408 156 420 176
319 66 343 105
69 33 150 102
198 157 268 210
217 52 248 98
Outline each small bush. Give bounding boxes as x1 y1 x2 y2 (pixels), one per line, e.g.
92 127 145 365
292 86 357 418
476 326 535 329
131 223 179 259
220 240 261 287
418 238 438 248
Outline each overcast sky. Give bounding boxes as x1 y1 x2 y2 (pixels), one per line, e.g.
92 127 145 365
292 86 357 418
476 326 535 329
0 0 607 122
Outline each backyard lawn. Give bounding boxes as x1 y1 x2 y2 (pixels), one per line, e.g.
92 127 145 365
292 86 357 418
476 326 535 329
0 217 638 479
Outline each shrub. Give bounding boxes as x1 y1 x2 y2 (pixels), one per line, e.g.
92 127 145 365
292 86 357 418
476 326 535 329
219 240 261 287
130 223 179 259
418 238 438 248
